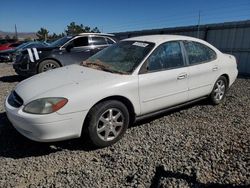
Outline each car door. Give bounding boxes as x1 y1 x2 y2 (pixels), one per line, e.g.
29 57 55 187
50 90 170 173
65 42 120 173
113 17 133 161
138 41 188 114
183 41 219 100
61 36 91 64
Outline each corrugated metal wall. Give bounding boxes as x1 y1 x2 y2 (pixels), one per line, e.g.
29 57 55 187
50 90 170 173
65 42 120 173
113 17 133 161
114 20 250 75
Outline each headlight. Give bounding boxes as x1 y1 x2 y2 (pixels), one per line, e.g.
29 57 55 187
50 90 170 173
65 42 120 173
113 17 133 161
23 97 68 114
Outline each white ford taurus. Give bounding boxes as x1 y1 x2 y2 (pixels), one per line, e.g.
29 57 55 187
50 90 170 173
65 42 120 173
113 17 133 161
5 35 238 147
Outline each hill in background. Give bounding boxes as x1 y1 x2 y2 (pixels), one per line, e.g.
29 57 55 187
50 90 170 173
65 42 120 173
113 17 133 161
0 30 37 40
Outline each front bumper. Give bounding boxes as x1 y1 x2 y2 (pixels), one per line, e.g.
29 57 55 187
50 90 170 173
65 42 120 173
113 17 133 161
5 96 88 142
13 55 37 77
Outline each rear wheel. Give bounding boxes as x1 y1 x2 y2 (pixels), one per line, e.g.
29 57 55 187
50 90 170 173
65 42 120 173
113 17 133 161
210 76 227 105
38 60 60 73
86 100 129 148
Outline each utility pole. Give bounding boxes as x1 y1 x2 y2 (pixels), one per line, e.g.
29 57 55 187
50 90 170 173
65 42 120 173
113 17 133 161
197 10 201 38
15 24 18 40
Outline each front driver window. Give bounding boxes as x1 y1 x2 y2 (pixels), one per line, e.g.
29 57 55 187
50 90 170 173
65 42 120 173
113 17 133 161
147 41 184 72
72 37 89 47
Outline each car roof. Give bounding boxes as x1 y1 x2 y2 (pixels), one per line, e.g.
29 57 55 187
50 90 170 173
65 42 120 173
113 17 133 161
78 33 115 37
123 35 206 45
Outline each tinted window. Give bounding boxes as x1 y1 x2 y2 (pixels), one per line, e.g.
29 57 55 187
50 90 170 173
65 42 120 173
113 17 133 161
72 37 89 47
147 41 184 72
91 37 107 45
184 41 216 65
49 36 73 47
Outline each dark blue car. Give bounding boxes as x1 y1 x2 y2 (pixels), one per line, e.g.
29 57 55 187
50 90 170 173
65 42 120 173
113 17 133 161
0 41 48 62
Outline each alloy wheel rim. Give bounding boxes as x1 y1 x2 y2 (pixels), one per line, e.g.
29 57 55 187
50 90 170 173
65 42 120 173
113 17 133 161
42 63 57 72
214 80 226 101
97 108 124 142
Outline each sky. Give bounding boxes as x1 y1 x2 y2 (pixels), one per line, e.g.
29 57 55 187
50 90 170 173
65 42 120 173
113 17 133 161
1 0 250 34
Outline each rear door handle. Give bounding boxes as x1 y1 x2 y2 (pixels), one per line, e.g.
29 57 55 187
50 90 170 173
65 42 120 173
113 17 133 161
212 66 218 71
177 73 187 80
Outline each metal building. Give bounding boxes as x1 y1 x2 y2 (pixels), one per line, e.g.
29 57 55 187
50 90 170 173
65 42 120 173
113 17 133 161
114 20 250 76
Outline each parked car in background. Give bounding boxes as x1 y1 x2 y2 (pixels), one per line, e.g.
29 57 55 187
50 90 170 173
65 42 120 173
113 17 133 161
13 33 117 77
0 42 22 51
0 39 18 45
0 41 48 62
5 35 238 147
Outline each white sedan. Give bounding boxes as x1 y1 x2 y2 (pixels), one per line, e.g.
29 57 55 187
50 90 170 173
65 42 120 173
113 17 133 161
5 35 238 147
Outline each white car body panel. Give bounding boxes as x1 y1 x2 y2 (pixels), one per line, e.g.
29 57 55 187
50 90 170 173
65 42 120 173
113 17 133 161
5 35 238 142
187 59 219 100
139 67 188 114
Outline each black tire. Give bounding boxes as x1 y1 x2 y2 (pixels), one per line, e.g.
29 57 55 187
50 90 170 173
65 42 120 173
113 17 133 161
86 100 129 148
210 76 228 105
38 60 60 73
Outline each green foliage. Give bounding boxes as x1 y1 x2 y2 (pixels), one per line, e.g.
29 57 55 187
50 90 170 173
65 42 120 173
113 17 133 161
5 35 10 40
12 35 17 40
65 22 100 35
36 27 49 41
36 22 100 42
24 37 32 42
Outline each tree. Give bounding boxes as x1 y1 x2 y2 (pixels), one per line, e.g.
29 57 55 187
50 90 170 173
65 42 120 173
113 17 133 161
24 37 32 42
36 27 49 41
65 22 100 35
5 35 10 40
12 35 17 40
91 27 100 33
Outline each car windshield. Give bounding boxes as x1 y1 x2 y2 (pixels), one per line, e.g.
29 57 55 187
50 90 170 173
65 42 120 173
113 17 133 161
81 41 155 74
48 36 73 47
13 43 28 50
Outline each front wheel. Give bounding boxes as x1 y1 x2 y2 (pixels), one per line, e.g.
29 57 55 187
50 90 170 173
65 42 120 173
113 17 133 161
38 60 60 73
210 76 228 105
86 100 129 148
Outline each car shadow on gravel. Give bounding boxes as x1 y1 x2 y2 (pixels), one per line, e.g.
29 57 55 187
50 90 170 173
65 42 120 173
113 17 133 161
0 112 94 159
0 99 212 159
133 99 211 127
150 165 249 188
0 75 25 83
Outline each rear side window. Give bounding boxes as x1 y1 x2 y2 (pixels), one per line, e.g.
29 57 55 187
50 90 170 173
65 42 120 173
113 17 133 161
72 37 89 47
147 41 184 72
184 41 216 65
91 37 107 45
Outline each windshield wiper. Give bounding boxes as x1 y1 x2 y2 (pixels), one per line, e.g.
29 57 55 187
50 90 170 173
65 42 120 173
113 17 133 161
81 61 127 74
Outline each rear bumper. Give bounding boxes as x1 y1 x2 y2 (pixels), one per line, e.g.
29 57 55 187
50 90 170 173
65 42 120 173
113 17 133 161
5 96 87 142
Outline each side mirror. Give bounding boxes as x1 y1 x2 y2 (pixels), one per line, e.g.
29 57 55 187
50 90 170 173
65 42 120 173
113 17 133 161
65 44 74 52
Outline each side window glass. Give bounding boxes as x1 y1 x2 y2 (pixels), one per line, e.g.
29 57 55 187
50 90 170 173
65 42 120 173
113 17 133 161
147 41 184 72
184 41 216 65
72 37 89 47
91 37 107 45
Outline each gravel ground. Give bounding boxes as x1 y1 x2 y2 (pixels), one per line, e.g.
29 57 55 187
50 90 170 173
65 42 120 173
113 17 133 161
0 63 249 188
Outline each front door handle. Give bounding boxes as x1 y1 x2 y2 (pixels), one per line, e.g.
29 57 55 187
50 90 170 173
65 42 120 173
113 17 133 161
212 66 218 71
177 73 187 80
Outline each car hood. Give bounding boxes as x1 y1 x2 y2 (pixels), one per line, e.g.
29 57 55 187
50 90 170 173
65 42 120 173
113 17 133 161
20 46 58 55
0 49 15 55
14 64 129 103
